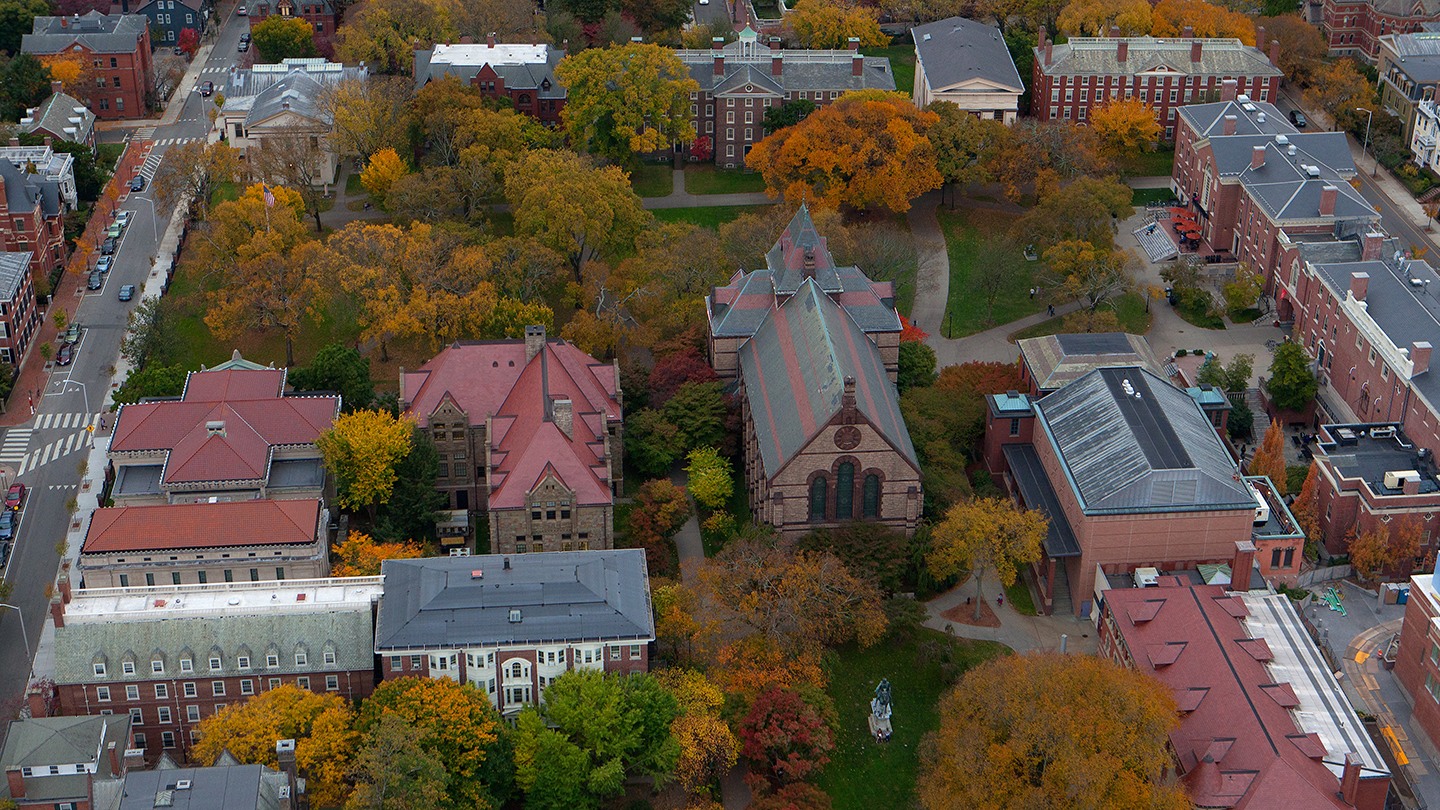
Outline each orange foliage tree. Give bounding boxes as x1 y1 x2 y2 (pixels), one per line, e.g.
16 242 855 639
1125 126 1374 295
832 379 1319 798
1350 517 1423 582
330 530 425 576
1150 0 1256 44
1088 98 1162 160
746 90 942 214
1247 419 1288 494
659 669 740 797
1291 462 1321 544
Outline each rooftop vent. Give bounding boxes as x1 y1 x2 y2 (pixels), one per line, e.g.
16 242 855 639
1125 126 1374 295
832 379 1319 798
1275 134 1288 145
1256 112 1266 123
508 609 523 623
175 780 191 790
205 420 225 436
922 32 931 40
1306 165 1321 177
1237 94 1251 103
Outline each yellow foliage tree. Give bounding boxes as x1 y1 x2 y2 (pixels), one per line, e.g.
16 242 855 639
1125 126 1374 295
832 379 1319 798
928 497 1047 620
317 409 415 513
360 148 408 205
746 90 942 213
1150 0 1255 44
1057 0 1152 36
192 685 358 808
658 669 739 796
504 150 651 277
554 43 699 162
1304 58 1374 131
1088 98 1161 159
1248 418 1287 495
331 530 425 576
40 54 90 96
786 0 888 49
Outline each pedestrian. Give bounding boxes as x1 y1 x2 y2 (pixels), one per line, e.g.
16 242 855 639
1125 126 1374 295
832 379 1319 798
1029 287 1035 299
1048 304 1055 316
997 594 1004 608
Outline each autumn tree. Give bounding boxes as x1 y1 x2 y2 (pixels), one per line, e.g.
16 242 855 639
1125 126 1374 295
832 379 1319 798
928 497 1047 619
1349 517 1421 581
627 478 692 574
1266 341 1318 412
317 409 415 514
347 713 449 810
990 119 1104 202
656 670 738 797
662 381 729 453
919 654 1187 810
685 446 733 510
0 54 52 122
38 53 93 98
1057 0 1151 36
324 76 413 161
797 522 915 594
1017 176 1134 249
928 100 1011 195
901 362 1024 515
611 222 731 347
252 16 318 62
330 530 425 576
360 147 408 205
177 27 199 57
752 783 833 810
251 129 332 231
1041 239 1134 311
747 90 942 213
1196 351 1254 394
785 0 888 49
1248 418 1287 493
152 140 241 219
1089 98 1161 160
333 0 459 74
288 343 374 411
505 149 650 276
1259 14 1326 85
763 98 817 134
898 340 937 392
1305 58 1374 131
1291 462 1321 543
739 685 836 785
1151 0 1255 43
555 43 699 162
193 685 358 808
357 677 513 809
649 345 720 408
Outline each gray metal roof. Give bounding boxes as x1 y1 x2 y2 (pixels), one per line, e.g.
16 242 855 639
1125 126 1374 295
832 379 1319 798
1033 366 1253 514
0 252 31 302
20 91 95 144
1036 36 1281 78
912 17 1023 93
676 38 894 94
1017 332 1161 392
0 716 131 803
22 12 148 54
227 59 365 99
241 72 329 128
1179 98 1296 138
1003 443 1080 558
118 764 288 810
374 551 654 651
1210 132 1355 178
53 609 375 685
1381 33 1440 84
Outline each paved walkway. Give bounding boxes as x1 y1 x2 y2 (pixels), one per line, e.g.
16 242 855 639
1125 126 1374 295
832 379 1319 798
642 168 772 210
668 465 705 585
922 575 1098 654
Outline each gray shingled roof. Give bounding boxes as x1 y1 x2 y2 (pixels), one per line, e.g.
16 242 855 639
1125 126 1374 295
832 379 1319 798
118 764 288 810
1376 0 1440 14
0 158 60 217
0 253 31 302
374 551 654 651
20 91 95 144
676 36 894 94
1033 366 1253 514
1037 36 1281 78
1381 33 1440 85
53 610 375 685
912 16 1023 93
414 43 567 96
0 716 131 803
1313 256 1440 406
1179 99 1296 138
1210 132 1354 178
243 72 329 127
22 12 148 55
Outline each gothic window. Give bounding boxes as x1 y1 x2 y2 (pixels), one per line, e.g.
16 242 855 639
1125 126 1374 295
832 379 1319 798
863 475 880 518
809 476 827 521
836 463 854 520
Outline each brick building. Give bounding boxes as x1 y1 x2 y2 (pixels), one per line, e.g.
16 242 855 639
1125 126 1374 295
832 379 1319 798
1396 569 1440 753
108 360 337 506
22 12 153 120
1325 0 1440 62
1032 28 1281 140
0 158 66 293
373 552 653 716
49 577 381 762
19 86 96 150
984 366 1303 615
249 0 335 47
1172 93 1377 291
414 38 566 127
674 26 895 167
1100 579 1391 808
0 715 135 809
77 499 330 588
0 252 41 368
400 327 622 553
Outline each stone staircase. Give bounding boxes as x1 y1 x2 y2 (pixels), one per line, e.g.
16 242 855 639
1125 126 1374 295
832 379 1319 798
1244 387 1267 463
1051 563 1074 618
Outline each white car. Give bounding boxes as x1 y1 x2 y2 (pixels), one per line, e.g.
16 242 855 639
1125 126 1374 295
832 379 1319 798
236 4 247 13
699 0 709 4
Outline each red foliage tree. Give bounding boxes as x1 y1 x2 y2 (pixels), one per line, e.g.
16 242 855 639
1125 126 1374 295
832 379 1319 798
899 315 928 342
626 479 692 576
690 136 714 162
935 360 1025 398
177 28 200 57
649 345 719 409
740 686 835 785
751 782 833 810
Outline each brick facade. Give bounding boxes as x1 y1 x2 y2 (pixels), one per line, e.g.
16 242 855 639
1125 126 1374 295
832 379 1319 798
0 163 66 295
0 252 40 367
1325 0 1440 62
1397 573 1440 752
250 0 335 47
22 14 153 120
415 40 566 128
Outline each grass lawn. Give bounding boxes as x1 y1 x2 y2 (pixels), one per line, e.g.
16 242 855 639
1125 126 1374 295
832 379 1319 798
1131 186 1176 206
1007 291 1153 342
1005 577 1038 616
209 181 241 207
97 142 126 175
863 44 916 98
344 171 366 196
653 204 770 229
683 165 767 195
817 630 1010 809
1117 147 1175 178
752 0 781 18
937 207 1041 337
629 163 674 198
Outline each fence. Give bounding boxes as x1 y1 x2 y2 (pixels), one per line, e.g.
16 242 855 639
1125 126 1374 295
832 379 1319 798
1297 564 1354 588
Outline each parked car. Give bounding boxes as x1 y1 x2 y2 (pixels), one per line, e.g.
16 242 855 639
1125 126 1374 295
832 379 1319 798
118 284 136 302
236 4 247 13
240 31 251 42
0 512 14 542
100 237 117 255
62 322 81 344
238 40 249 52
87 271 102 290
129 175 145 192
0 540 10 567
200 80 214 96
105 222 123 239
96 256 112 274
1289 109 1307 128
55 342 73 366
115 210 132 228
6 483 26 511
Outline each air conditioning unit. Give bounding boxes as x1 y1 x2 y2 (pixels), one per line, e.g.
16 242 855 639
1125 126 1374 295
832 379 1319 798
1384 470 1421 489
1134 567 1161 588
1371 426 1396 439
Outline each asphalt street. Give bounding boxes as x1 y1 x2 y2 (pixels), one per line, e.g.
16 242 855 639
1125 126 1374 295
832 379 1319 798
0 7 246 725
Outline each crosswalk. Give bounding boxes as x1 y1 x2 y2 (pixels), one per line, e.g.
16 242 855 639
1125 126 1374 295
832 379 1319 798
0 413 100 476
132 125 157 141
34 413 97 430
199 66 228 76
16 429 95 477
0 428 32 464
152 136 201 147
138 150 163 183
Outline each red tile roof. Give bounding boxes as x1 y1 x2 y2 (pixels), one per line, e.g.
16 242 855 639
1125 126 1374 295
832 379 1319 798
110 368 338 485
82 499 321 553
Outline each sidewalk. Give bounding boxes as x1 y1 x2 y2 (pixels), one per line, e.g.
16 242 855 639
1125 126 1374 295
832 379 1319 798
922 575 1098 655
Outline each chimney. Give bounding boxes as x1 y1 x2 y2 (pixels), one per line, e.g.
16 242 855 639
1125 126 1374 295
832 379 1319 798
1350 271 1370 301
1340 753 1362 805
842 376 857 414
1182 24 1194 38
1361 231 1384 261
60 15 67 26
58 573 71 604
769 35 780 51
1257 25 1265 46
1221 78 1238 102
524 324 545 362
1251 145 1266 169
5 769 23 799
553 398 573 439
711 36 723 50
714 52 725 76
7 137 15 147
1405 476 1422 495
852 51 863 76
1223 114 1237 135
1191 40 1203 63
1412 341 1433 375
42 136 51 147
276 739 298 799
772 53 782 76
1044 39 1053 66
49 80 62 95
1229 540 1256 591
459 34 473 44
107 742 119 775
1270 39 1281 67
1319 184 1338 217
25 688 47 718
847 36 859 51
1109 25 1120 38
1118 40 1128 63
49 595 64 629
1038 25 1047 48
486 32 495 47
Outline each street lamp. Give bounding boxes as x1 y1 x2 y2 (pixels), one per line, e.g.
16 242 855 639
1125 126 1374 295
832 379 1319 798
55 378 89 416
1356 107 1377 178
133 195 159 242
0 603 32 678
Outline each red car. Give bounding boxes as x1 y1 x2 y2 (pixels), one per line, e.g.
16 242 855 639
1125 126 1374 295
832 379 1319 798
4 483 24 511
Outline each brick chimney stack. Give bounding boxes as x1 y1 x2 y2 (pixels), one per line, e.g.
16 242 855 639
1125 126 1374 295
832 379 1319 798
1223 114 1237 135
1405 476 1422 495
768 35 780 51
486 32 495 47
524 324 545 362
1256 25 1265 45
49 595 64 628
1191 40 1203 63
1362 231 1384 261
1221 78 1238 102
50 80 62 95
1118 40 1128 62
1251 145 1265 169
552 398 573 439
1340 753 1362 805
852 51 863 76
108 742 120 776
1270 39 1281 67
847 36 859 51
1045 38 1053 66
713 39 725 76
1109 25 1120 37
1412 341 1433 375
5 768 23 799
1319 185 1338 217
1182 24 1194 38
711 36 723 49
772 52 782 76
1229 540 1256 591
1350 271 1370 301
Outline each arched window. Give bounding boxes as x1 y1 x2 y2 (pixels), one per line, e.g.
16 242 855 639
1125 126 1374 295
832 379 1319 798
863 475 880 518
518 94 531 105
836 463 854 519
809 476 827 522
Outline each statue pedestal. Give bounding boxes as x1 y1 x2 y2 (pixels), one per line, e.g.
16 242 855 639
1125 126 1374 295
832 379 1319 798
867 714 892 741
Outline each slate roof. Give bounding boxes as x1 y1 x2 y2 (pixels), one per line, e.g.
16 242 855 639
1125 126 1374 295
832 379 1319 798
1017 332 1161 393
1033 366 1253 514
374 551 654 650
0 157 61 218
1036 36 1281 78
1374 0 1440 15
737 278 917 475
110 366 338 487
119 764 290 810
22 12 148 54
1180 98 1296 139
0 715 130 803
415 42 567 96
81 499 322 554
1004 444 1080 558
1380 33 1440 84
245 72 328 127
20 91 96 144
675 29 895 95
912 17 1023 93
0 252 31 302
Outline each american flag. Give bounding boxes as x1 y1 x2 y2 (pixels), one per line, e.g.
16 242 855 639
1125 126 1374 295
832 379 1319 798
262 184 275 208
